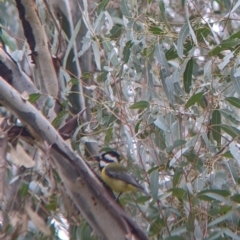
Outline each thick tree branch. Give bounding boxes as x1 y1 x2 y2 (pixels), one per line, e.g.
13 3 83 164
15 0 59 98
0 78 149 240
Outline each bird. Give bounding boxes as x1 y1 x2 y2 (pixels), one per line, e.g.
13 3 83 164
95 151 150 199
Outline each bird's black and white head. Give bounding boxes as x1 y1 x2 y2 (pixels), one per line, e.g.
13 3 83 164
96 151 120 170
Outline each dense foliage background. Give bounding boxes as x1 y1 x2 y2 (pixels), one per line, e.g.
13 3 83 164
1 0 240 239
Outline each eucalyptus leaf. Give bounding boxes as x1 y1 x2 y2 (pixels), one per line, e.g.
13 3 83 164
219 124 240 138
121 0 131 17
150 169 159 200
185 92 203 109
230 67 240 96
229 142 240 166
165 237 185 240
64 18 81 67
234 66 240 77
218 51 234 71
154 115 169 132
28 93 41 103
230 194 240 203
52 110 69 129
122 40 133 63
155 43 169 75
97 0 110 14
92 40 101 70
226 97 240 108
183 58 193 93
211 110 221 146
208 211 233 227
129 101 150 109
208 29 240 56
159 0 170 29
222 229 240 240
177 23 189 58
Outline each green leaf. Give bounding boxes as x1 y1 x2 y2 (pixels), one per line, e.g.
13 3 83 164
121 0 131 17
173 139 186 148
92 40 101 70
28 93 41 103
155 43 169 73
165 237 185 240
172 169 181 187
150 169 159 200
209 38 240 56
226 97 240 108
97 71 108 82
177 23 189 58
219 109 240 125
103 114 116 126
166 42 193 60
134 120 141 134
198 189 231 197
183 150 203 172
221 150 234 159
20 182 29 197
78 222 92 240
209 206 232 216
154 115 169 132
69 78 79 85
195 25 211 42
167 139 186 153
230 66 240 97
143 46 155 57
122 40 133 63
185 92 204 109
63 18 81 67
110 24 122 39
129 101 150 109
229 142 240 164
159 0 170 30
61 100 69 109
169 188 187 200
104 127 113 144
212 39 240 56
154 128 166 150
211 110 221 146
102 39 119 66
197 189 231 203
222 229 240 240
82 72 93 80
1 29 17 51
149 26 164 35
52 110 69 129
208 213 234 229
219 124 240 138
230 194 240 203
165 47 178 60
183 58 193 93
97 0 110 14
46 196 58 211
186 213 195 232
149 218 164 236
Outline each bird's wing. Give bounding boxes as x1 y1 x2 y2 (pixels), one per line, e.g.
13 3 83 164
105 165 144 190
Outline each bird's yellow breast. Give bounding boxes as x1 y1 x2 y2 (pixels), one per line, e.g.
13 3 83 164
101 168 138 193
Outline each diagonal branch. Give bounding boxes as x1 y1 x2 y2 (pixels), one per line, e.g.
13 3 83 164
0 77 149 240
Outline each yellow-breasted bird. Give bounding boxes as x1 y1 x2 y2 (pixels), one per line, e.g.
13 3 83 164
95 151 150 199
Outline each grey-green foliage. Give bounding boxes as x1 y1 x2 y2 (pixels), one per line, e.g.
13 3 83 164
81 0 240 239
2 0 240 239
